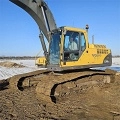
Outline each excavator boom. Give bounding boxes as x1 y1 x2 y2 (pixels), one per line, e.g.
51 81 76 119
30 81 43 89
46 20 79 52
10 0 57 41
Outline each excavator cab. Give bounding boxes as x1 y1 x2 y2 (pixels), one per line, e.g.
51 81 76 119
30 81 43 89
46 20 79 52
49 28 80 64
47 26 112 71
48 27 80 68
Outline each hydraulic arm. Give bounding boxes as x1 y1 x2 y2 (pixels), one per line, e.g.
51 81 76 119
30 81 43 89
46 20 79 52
10 0 57 58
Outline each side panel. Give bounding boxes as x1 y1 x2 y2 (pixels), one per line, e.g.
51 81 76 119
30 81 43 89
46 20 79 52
61 48 111 67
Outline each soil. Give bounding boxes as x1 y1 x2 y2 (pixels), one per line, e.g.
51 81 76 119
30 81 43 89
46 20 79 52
0 61 25 68
0 70 120 120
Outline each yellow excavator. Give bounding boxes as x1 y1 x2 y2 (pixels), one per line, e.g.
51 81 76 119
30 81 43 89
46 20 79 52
9 0 112 103
35 50 46 67
35 56 46 67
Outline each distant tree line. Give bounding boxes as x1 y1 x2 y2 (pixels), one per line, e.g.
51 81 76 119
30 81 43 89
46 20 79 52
0 55 120 60
0 56 41 60
112 55 120 58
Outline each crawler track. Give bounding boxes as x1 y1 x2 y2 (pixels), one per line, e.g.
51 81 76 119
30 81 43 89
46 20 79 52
8 69 115 103
9 70 49 90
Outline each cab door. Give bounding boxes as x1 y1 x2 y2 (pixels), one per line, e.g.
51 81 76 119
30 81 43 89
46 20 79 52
63 31 86 63
63 31 80 61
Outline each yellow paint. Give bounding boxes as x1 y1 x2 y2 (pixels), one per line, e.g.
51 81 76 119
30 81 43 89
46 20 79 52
35 57 46 66
60 26 111 68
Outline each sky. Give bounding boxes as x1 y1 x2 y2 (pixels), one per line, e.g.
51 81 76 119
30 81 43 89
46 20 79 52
0 0 120 56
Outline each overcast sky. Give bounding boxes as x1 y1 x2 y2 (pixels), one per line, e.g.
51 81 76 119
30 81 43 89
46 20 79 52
0 0 120 56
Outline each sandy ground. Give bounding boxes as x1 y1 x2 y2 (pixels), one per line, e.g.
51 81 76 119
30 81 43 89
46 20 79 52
0 58 120 120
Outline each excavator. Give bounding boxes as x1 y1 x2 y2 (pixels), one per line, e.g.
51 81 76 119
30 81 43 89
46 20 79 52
9 0 112 103
35 50 46 67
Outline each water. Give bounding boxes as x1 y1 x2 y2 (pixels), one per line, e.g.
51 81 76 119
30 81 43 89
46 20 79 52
110 67 120 72
92 66 120 72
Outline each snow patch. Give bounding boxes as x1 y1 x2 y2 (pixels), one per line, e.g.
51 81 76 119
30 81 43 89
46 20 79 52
0 60 46 80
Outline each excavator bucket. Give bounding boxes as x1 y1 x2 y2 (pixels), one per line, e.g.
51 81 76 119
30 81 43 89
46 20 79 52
9 0 57 41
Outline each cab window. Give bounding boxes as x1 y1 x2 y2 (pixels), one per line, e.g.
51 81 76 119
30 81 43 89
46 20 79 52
63 31 80 61
81 33 86 51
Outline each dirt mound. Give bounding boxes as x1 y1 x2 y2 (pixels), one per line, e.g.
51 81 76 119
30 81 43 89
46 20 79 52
0 71 120 120
0 61 25 68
